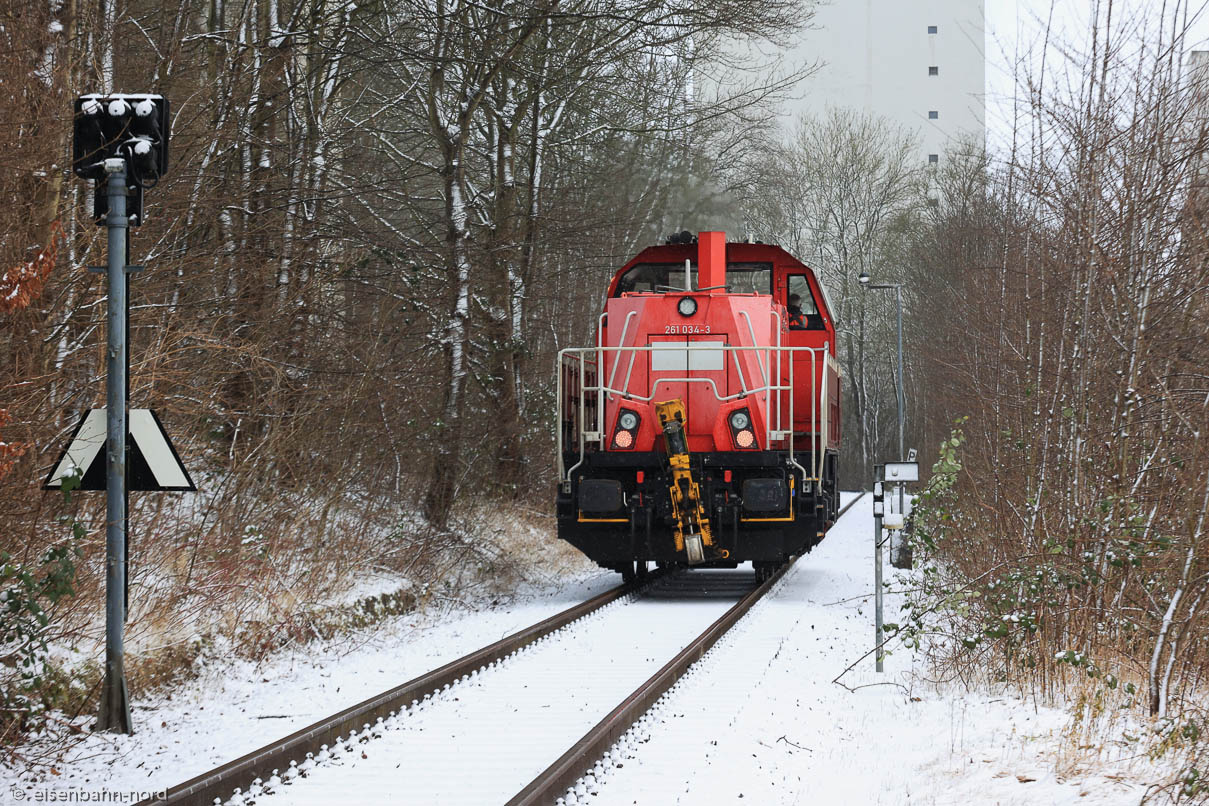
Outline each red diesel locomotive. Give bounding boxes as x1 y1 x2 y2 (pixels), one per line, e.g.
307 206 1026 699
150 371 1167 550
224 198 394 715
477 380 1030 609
555 231 842 581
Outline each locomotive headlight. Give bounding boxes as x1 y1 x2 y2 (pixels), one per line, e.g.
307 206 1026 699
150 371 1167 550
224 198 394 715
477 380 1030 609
677 297 697 317
728 407 756 449
612 408 641 449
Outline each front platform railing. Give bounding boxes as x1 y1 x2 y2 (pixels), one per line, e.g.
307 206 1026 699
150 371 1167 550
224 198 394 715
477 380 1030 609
557 340 833 484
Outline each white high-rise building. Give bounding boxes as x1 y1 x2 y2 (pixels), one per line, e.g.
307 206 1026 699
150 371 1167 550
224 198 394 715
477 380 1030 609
781 0 986 163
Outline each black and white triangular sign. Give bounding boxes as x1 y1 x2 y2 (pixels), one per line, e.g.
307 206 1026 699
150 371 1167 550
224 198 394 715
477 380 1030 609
44 408 196 492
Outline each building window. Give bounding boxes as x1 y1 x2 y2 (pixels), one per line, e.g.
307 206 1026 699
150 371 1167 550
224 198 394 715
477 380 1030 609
928 110 939 119
929 66 939 76
928 25 938 34
928 154 939 164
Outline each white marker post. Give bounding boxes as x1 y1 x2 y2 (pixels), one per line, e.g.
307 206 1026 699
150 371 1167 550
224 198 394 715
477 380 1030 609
874 461 917 673
872 474 885 672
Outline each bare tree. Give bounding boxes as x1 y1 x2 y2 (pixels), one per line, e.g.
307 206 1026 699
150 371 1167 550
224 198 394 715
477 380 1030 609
739 108 926 481
903 2 1209 760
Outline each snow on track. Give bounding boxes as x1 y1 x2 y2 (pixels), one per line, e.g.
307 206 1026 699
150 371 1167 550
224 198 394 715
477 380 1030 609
4 575 617 800
20 492 1146 805
587 494 1143 806
257 572 755 806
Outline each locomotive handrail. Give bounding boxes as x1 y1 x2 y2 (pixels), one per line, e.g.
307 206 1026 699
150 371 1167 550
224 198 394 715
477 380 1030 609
817 349 826 483
595 312 607 440
556 342 833 483
738 309 770 390
604 310 640 404
619 312 645 408
729 347 750 396
762 308 805 480
612 375 741 402
559 349 599 482
818 352 843 480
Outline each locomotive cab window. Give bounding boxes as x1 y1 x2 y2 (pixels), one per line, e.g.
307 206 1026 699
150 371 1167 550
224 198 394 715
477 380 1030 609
786 275 822 330
615 262 688 294
724 262 772 294
613 262 772 296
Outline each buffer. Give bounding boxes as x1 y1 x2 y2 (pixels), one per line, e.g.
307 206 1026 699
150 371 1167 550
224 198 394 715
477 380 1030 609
44 408 195 491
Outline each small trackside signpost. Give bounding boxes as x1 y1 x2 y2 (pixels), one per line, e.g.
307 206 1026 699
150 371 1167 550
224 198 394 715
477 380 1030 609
873 461 918 672
52 93 182 734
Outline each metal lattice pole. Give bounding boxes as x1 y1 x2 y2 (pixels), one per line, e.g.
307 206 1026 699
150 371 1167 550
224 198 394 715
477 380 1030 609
96 159 132 734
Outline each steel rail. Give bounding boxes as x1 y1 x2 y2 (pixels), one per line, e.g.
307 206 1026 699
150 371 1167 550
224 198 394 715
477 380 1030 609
144 580 644 806
507 492 866 805
142 494 864 806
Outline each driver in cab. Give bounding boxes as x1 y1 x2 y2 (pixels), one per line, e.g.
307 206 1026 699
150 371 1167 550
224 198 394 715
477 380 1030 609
787 294 807 330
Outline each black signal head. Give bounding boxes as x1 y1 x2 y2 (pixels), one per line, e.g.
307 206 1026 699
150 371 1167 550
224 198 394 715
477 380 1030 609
73 94 170 184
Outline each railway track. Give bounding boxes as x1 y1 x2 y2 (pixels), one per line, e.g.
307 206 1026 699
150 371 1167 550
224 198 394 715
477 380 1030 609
145 493 864 806
510 492 865 805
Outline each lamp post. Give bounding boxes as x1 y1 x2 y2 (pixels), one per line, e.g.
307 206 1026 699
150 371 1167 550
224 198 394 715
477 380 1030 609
859 271 905 517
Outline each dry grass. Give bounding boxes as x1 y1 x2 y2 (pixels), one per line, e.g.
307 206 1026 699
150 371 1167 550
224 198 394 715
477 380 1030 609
10 492 589 731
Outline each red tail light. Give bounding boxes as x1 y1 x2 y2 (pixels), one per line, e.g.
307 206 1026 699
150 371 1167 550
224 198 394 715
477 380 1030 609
727 407 757 450
611 408 641 450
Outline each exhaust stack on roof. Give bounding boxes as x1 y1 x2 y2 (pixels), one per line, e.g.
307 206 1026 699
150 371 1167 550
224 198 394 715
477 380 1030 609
697 231 726 291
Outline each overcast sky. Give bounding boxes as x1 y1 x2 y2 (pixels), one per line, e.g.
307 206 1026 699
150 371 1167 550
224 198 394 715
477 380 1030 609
982 0 1209 150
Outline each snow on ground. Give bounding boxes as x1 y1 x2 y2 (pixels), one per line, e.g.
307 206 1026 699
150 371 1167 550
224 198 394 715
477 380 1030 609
590 494 1146 806
2 569 615 800
261 576 747 805
4 493 1162 805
